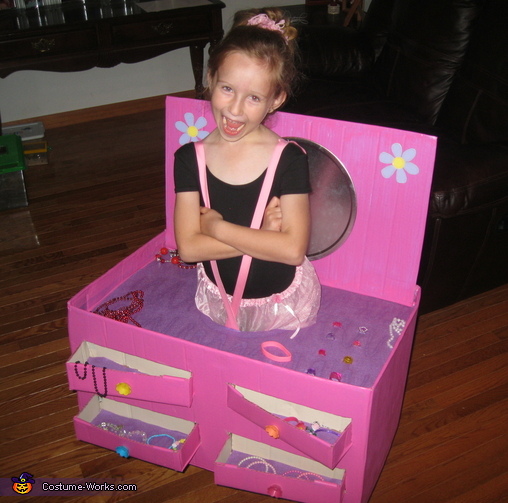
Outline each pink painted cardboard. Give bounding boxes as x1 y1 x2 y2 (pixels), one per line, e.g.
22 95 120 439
66 96 437 503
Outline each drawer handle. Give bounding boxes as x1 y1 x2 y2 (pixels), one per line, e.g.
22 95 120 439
32 38 56 53
115 446 130 458
265 425 280 439
115 382 132 396
267 485 282 498
152 22 173 36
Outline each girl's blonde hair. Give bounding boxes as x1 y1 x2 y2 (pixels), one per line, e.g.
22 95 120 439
207 7 300 105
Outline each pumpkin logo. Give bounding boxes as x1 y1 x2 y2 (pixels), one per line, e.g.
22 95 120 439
11 473 35 494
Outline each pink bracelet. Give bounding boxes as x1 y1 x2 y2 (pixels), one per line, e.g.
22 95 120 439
261 341 292 362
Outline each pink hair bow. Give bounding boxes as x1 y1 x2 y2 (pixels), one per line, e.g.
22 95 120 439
247 13 287 40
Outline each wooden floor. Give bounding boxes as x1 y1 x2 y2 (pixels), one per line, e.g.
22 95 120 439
1 99 507 503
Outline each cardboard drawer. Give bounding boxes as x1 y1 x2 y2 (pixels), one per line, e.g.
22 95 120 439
74 396 200 471
215 435 345 503
227 385 352 469
67 341 193 407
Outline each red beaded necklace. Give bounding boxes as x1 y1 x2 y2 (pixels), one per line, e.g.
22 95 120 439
155 248 197 269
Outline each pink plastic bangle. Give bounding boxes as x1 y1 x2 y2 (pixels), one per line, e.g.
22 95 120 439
261 341 292 362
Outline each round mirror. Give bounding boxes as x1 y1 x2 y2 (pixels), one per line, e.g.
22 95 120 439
285 137 357 260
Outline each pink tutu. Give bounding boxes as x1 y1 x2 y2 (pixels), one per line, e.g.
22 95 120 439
195 258 321 332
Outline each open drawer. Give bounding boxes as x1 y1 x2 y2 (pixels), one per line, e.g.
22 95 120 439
215 435 345 503
74 396 200 471
67 341 193 407
227 385 352 469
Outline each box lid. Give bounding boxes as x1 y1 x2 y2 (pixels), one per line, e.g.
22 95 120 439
164 97 437 307
0 135 26 173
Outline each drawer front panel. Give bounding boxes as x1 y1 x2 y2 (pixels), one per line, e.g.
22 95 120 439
0 30 97 60
67 341 193 407
111 13 210 45
227 385 352 469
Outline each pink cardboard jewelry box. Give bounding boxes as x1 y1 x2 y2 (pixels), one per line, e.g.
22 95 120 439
67 96 436 503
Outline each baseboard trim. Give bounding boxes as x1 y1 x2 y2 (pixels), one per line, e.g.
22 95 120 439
2 90 195 130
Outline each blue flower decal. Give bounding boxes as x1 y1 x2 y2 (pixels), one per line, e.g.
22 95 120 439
175 112 209 144
380 143 419 183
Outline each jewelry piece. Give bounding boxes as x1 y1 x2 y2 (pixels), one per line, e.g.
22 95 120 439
93 290 144 327
296 472 325 481
343 356 353 364
318 349 326 356
358 326 368 334
147 433 178 449
261 341 292 362
282 470 304 478
238 455 277 474
281 470 324 481
353 340 362 347
387 318 406 348
156 248 196 269
283 417 306 430
91 364 108 397
332 321 342 327
126 430 148 443
74 361 108 397
329 371 342 382
74 361 88 380
310 422 321 432
99 422 127 436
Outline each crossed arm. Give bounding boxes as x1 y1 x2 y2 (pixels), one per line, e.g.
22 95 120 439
174 191 310 266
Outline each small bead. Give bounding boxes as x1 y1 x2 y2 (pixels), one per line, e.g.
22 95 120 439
160 247 169 255
325 332 335 340
318 349 326 356
171 256 180 265
343 356 353 364
353 340 362 347
332 321 342 327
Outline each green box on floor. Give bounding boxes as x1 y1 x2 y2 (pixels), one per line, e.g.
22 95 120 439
0 134 28 210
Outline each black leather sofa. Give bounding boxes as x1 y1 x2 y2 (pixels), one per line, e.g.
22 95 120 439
284 0 508 313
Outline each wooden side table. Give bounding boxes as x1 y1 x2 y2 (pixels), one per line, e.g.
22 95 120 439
0 0 225 98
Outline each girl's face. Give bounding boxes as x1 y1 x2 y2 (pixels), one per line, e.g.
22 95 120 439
208 51 286 143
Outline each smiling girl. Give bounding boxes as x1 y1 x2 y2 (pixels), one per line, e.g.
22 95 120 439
173 8 321 332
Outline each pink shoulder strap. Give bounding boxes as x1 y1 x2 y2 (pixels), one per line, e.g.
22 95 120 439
195 139 288 330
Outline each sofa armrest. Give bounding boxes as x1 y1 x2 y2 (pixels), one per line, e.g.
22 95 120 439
298 26 376 80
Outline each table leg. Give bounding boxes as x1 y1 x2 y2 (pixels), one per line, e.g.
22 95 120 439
190 44 205 99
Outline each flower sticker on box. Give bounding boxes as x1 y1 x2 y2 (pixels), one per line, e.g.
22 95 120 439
175 112 209 145
380 143 419 183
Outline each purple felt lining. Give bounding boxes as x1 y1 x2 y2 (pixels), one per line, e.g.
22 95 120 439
91 410 187 447
87 357 140 373
90 261 413 388
226 451 341 483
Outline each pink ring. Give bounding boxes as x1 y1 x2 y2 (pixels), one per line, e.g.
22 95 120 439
261 341 292 362
329 372 342 382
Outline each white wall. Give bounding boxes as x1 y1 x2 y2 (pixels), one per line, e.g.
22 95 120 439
1 0 370 122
